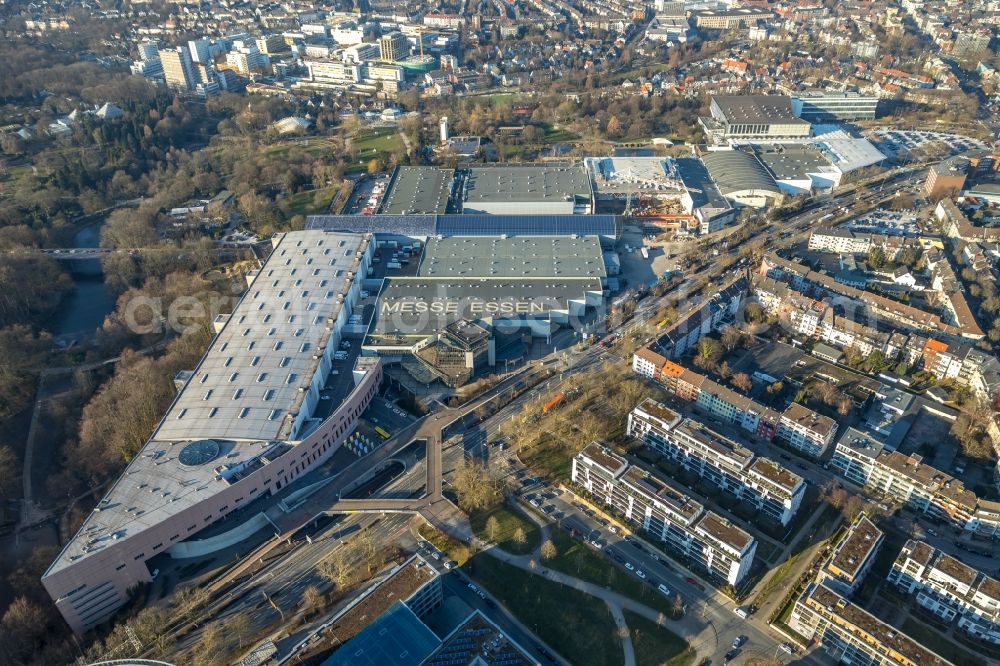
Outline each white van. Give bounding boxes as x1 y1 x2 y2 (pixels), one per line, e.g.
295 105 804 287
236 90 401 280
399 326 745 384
734 607 748 619
657 583 670 596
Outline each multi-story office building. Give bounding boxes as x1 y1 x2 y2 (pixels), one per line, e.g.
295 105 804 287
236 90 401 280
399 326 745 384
256 34 286 55
818 514 883 596
572 443 757 585
830 429 1000 536
627 399 805 525
790 583 953 666
791 93 880 122
702 95 811 142
42 231 382 634
305 60 362 86
692 8 774 30
924 157 970 200
380 32 409 62
159 47 196 91
889 540 1000 646
188 38 211 64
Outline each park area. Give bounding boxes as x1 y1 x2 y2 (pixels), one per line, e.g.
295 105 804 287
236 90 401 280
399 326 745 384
465 551 693 666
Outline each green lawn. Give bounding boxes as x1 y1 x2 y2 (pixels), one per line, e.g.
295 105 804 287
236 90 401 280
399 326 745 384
353 128 402 154
545 530 679 618
470 504 540 555
519 434 576 481
279 186 338 217
625 610 695 666
465 552 623 666
542 124 582 143
900 617 987 666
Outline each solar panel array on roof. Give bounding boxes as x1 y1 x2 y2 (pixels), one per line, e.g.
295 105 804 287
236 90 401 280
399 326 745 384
306 215 438 235
306 215 620 238
319 602 440 666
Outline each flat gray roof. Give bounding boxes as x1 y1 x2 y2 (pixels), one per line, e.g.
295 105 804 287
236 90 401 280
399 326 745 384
463 165 592 203
675 157 730 210
369 277 602 338
752 143 835 180
47 230 380 576
157 231 368 443
712 95 809 126
701 150 780 195
418 236 606 278
380 166 454 215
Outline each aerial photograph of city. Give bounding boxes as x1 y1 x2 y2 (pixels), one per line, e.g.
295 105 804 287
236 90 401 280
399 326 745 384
4 0 1000 665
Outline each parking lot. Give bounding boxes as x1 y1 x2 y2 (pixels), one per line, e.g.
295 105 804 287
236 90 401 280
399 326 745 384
343 175 392 214
846 207 919 236
873 129 988 160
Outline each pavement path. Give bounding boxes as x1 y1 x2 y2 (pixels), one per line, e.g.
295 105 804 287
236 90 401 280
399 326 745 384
503 502 716 663
607 602 637 666
482 544 717 664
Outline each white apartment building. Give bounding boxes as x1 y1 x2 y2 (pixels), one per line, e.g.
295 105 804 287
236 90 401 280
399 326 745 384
628 399 805 526
808 229 873 254
889 540 1000 646
830 433 1000 536
776 402 838 459
572 443 757 586
790 583 953 666
817 515 883 596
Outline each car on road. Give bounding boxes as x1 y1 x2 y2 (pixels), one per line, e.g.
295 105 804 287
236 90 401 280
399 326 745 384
468 582 478 592
657 583 671 596
608 524 618 533
734 607 748 619
724 649 739 663
732 636 745 649
780 643 796 654
611 552 625 564
485 598 497 609
624 562 635 571
635 570 646 579
685 577 697 585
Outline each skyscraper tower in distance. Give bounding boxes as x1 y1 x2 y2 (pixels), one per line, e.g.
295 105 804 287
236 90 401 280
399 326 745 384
159 47 196 91
379 32 409 62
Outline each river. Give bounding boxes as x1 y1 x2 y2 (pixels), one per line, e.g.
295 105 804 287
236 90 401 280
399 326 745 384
46 222 117 338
